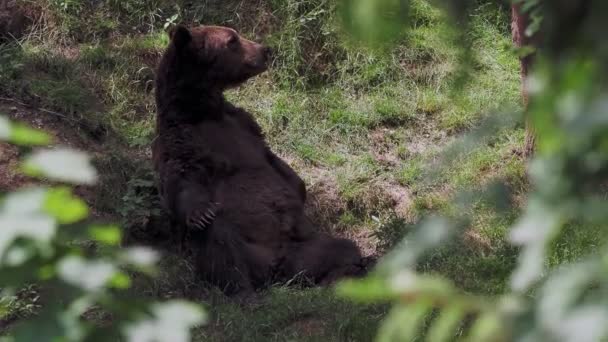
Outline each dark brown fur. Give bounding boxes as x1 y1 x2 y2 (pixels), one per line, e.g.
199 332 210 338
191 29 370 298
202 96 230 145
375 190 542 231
153 25 367 294
0 0 30 42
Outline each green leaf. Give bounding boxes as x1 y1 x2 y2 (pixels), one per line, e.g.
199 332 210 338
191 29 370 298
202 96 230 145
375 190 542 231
121 247 159 269
538 261 599 331
89 225 122 246
57 256 116 291
377 301 431 342
467 312 502 342
335 276 396 302
525 14 543 37
44 188 89 224
514 45 537 59
340 0 409 46
10 123 52 146
0 188 57 257
509 197 561 291
427 303 466 342
23 148 98 185
110 272 132 289
125 301 207 342
0 114 52 146
389 271 454 297
379 216 454 273
0 115 11 140
1 188 47 214
521 0 540 13
38 265 55 280
0 300 9 319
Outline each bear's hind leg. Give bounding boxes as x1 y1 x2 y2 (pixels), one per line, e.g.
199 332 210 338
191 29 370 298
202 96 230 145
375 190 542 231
279 236 369 286
192 219 265 295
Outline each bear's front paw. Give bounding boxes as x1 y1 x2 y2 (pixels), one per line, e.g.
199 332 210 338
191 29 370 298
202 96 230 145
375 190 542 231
186 202 220 230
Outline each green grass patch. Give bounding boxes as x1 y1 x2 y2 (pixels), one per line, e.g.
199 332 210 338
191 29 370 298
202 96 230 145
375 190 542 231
197 287 386 342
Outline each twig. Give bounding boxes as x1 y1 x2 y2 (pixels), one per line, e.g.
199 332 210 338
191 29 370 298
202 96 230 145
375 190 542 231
0 96 78 123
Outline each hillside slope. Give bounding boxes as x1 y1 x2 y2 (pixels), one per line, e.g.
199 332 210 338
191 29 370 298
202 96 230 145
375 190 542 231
0 0 533 340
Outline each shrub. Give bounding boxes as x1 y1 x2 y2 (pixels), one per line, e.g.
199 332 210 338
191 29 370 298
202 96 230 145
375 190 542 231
0 115 205 341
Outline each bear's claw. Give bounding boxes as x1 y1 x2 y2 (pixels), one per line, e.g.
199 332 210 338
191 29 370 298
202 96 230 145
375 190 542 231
187 203 221 230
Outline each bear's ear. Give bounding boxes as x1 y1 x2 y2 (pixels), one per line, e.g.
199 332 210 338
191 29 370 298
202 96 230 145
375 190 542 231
168 24 192 49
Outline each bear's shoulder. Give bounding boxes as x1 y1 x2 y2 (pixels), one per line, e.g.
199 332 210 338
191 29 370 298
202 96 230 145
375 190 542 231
224 102 264 138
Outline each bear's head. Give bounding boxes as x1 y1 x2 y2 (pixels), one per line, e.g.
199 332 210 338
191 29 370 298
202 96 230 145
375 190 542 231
168 25 272 89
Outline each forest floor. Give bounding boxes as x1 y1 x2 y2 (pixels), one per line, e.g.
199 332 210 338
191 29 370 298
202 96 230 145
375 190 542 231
2 0 601 341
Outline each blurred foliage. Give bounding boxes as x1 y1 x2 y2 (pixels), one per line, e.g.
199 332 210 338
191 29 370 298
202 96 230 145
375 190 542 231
338 0 608 341
0 117 205 341
340 0 409 45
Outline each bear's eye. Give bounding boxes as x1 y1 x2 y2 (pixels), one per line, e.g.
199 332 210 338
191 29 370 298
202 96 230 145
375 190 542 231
228 35 239 48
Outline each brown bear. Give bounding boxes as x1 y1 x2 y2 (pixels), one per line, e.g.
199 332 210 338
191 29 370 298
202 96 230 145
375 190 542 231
152 24 368 294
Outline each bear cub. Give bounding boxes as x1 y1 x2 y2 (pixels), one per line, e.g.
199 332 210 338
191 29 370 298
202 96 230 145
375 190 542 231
153 24 368 294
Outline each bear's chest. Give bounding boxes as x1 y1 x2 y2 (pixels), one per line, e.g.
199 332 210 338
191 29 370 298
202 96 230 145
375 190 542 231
193 117 266 167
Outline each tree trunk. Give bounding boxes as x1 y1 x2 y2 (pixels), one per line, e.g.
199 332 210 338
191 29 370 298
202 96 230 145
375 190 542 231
511 4 535 157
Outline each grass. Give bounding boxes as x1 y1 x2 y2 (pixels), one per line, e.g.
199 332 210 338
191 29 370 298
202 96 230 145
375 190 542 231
121 255 386 342
1 0 603 340
197 288 385 342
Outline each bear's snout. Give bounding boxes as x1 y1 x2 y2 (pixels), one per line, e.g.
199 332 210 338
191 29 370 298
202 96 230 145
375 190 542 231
262 46 273 63
251 43 272 69
241 39 271 73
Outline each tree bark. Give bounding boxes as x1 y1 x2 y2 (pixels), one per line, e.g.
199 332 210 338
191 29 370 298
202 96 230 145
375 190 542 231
511 4 535 157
